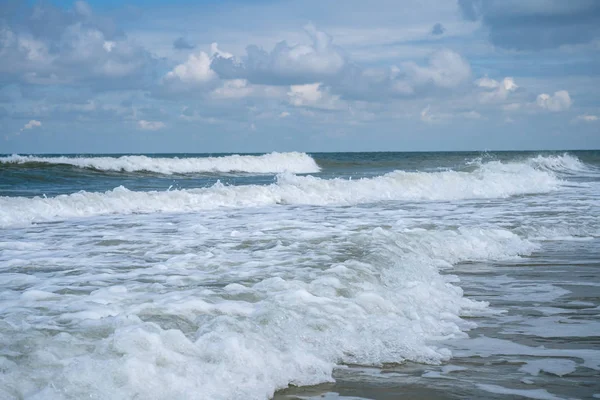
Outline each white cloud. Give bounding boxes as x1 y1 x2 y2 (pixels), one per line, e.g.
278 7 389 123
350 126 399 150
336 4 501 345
138 120 166 130
536 90 572 112
279 111 291 118
476 76 518 103
288 83 343 110
211 24 346 85
0 4 155 89
103 41 115 52
210 43 233 59
17 120 42 135
24 120 42 129
573 114 598 122
211 79 253 99
163 51 216 86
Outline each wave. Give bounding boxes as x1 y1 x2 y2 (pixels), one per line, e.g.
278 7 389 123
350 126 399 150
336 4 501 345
526 153 592 175
0 223 536 399
0 152 321 174
0 157 561 227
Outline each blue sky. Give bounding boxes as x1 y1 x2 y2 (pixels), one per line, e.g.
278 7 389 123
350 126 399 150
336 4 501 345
1 0 599 153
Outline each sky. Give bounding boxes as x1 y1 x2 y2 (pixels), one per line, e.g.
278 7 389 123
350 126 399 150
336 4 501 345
1 0 599 153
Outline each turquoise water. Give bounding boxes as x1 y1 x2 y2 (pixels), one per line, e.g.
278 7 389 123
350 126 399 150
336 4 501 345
0 151 599 399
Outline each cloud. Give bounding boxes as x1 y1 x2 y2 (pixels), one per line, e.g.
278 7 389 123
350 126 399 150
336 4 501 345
573 114 598 122
431 23 445 35
208 26 472 103
17 119 42 134
138 120 166 130
287 83 344 110
403 50 471 89
159 42 238 95
0 2 155 89
173 37 195 50
211 79 253 99
536 90 572 112
458 0 600 50
476 76 518 103
24 119 42 129
161 51 217 92
211 24 346 85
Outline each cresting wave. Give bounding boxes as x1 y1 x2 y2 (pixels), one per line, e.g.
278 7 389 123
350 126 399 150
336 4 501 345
0 152 321 174
0 157 562 227
526 153 595 175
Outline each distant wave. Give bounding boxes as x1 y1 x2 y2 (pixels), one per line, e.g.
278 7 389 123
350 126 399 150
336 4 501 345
0 155 564 227
527 153 595 175
0 152 321 174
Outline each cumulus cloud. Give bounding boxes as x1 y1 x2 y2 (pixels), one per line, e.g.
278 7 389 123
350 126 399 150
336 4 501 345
138 120 166 130
159 42 238 95
161 51 217 93
458 0 600 50
536 90 572 112
211 24 346 85
287 83 344 110
0 2 155 89
476 76 518 103
334 49 471 101
206 26 472 103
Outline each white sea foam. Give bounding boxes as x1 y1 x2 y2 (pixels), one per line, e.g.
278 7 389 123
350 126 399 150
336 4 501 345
0 205 536 399
519 359 577 377
0 152 320 174
0 158 560 227
477 384 565 400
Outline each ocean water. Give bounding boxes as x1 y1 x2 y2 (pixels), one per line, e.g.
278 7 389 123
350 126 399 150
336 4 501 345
0 151 599 400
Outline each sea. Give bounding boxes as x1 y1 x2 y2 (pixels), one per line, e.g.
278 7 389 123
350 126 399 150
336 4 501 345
0 151 599 400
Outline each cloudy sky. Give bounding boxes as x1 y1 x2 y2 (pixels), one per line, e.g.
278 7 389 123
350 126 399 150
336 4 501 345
1 0 599 153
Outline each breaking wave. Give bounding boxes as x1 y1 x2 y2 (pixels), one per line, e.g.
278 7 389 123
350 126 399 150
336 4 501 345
0 156 562 227
0 152 321 175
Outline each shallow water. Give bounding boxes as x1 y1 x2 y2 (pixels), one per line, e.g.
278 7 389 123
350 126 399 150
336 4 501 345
1 151 599 399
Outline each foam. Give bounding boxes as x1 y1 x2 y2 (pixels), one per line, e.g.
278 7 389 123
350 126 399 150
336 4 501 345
477 384 565 400
452 336 600 371
0 157 561 227
0 205 541 399
0 152 321 174
519 359 577 377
